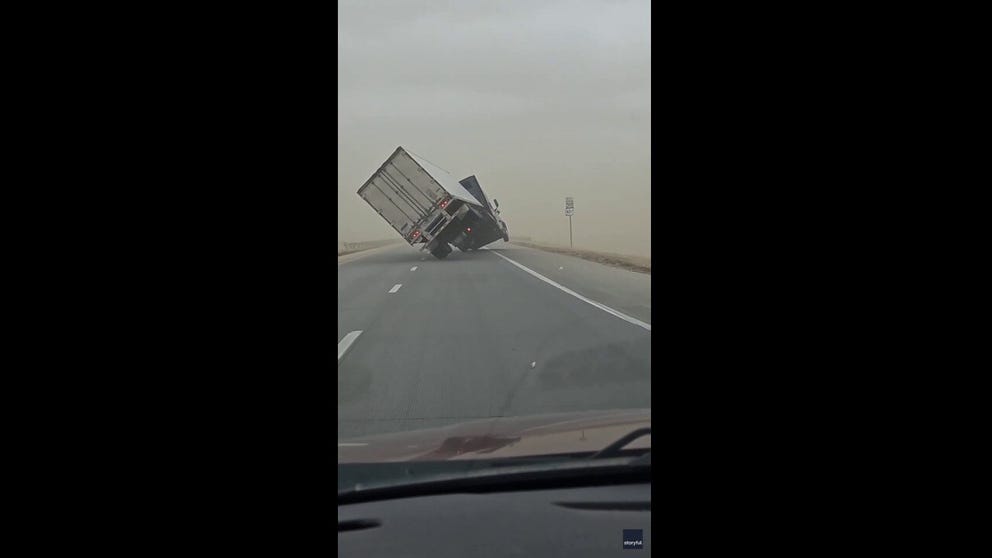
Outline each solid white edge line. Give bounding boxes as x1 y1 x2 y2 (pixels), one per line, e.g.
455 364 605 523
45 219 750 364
337 330 363 361
338 443 368 447
388 284 403 293
487 249 651 332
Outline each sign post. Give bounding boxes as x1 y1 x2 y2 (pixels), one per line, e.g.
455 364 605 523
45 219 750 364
565 197 574 248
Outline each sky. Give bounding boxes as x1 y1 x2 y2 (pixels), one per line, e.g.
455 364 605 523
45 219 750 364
338 0 650 257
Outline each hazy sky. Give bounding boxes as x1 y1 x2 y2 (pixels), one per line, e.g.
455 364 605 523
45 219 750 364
338 0 650 256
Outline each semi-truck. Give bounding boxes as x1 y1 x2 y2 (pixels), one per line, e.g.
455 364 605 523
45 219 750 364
357 146 509 259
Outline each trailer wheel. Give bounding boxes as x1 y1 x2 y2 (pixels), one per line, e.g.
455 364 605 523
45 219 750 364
431 243 452 259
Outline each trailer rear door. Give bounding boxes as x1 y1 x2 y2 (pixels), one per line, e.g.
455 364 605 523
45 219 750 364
358 147 449 238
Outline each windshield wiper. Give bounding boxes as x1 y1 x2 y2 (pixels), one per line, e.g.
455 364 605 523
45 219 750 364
338 461 650 505
339 427 652 505
589 427 650 461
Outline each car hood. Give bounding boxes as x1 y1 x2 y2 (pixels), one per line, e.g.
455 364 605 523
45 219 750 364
338 409 650 463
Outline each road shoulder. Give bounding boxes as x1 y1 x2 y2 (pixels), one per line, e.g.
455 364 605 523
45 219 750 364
338 243 415 265
509 241 650 274
484 242 651 325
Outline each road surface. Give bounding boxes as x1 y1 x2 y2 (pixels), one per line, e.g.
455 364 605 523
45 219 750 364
338 241 651 440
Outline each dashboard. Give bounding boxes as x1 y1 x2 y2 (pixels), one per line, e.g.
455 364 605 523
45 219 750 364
339 482 651 557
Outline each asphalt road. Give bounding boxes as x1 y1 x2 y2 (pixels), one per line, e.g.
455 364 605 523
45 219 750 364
338 241 651 440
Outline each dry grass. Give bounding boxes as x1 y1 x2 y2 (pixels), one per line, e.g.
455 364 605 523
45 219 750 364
510 241 650 274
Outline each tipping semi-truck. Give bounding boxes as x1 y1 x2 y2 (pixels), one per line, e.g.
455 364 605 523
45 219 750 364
356 147 509 259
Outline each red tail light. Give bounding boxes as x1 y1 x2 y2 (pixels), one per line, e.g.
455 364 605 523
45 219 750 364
411 230 420 238
440 199 449 208
466 227 472 233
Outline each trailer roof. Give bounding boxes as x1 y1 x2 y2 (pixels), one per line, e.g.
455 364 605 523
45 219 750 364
402 148 481 208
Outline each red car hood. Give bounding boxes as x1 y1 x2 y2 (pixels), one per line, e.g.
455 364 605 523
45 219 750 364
338 409 650 463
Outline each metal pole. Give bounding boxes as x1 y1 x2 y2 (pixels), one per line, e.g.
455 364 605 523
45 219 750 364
569 215 573 248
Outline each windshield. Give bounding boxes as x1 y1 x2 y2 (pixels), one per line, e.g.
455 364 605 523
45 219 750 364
338 0 651 484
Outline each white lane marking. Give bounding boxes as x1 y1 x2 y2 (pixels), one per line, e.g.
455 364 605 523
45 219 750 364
410 266 418 271
337 330 363 361
487 250 651 332
388 284 403 293
338 442 368 447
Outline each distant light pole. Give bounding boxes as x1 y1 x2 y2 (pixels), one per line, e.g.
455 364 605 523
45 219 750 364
565 197 574 248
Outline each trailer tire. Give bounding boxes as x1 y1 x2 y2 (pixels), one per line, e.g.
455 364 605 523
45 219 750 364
431 243 452 259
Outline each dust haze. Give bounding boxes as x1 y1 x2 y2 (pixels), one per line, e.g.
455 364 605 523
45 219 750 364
338 0 650 257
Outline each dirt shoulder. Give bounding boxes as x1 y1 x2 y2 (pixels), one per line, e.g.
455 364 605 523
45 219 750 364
509 241 650 274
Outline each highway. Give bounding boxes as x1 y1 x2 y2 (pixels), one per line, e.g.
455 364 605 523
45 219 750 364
338 241 651 440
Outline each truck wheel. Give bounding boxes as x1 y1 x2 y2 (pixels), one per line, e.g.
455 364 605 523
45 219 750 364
431 243 452 259
503 233 509 242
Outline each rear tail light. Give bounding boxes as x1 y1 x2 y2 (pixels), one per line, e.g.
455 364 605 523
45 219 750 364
440 199 449 209
411 230 421 238
466 227 472 233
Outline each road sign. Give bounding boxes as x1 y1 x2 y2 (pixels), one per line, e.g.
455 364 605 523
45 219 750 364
565 197 574 247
